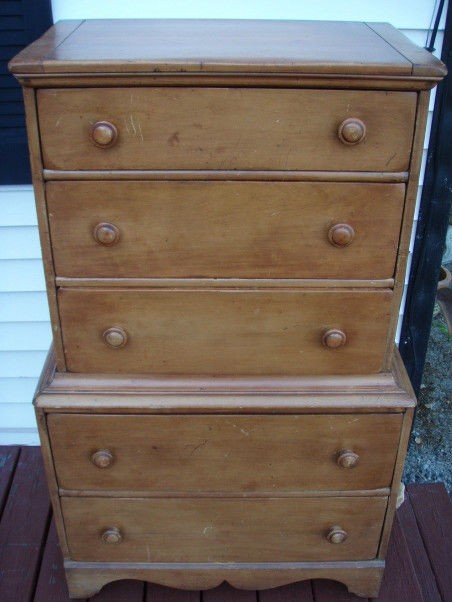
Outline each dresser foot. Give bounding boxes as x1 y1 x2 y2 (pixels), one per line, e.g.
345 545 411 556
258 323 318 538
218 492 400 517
64 560 384 599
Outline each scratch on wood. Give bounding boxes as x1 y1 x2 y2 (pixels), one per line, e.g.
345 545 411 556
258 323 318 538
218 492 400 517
230 422 254 437
137 121 144 142
386 152 397 166
187 439 208 455
129 114 137 136
168 131 180 146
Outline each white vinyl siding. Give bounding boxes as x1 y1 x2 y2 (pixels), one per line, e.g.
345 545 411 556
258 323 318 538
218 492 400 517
0 0 446 444
0 186 49 444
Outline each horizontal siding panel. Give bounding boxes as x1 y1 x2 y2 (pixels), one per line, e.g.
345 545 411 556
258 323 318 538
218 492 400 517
0 258 46 291
0 377 39 404
0 292 50 322
0 321 52 350
50 1 444 30
0 186 36 225
0 429 40 445
0 350 48 377
0 402 37 429
0 225 41 259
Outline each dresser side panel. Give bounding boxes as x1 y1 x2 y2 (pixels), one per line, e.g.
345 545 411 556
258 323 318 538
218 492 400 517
384 90 431 368
22 87 66 371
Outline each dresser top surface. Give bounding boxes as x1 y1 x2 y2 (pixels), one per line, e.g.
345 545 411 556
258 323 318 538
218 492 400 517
9 18 446 80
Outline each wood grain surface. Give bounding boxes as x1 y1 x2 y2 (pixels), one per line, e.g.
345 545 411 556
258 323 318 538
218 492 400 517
47 181 405 280
8 19 445 80
61 496 387 563
0 448 51 602
57 288 393 375
0 447 19 516
47 413 402 493
406 484 452 601
8 18 446 599
5 447 451 601
37 88 416 172
33 520 77 602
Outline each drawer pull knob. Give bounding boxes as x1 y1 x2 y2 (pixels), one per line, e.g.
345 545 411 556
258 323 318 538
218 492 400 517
328 223 355 247
91 449 114 469
338 118 366 145
322 329 347 349
93 222 120 246
326 526 348 544
103 327 128 348
101 527 123 545
337 449 360 469
91 121 118 147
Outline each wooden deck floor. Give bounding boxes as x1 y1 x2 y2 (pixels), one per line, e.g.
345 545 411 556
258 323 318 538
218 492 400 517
0 446 450 602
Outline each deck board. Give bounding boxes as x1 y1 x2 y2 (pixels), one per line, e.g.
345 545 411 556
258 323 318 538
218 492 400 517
397 494 443 602
312 579 368 601
89 579 144 601
376 515 424 602
259 581 314 601
406 483 452 602
145 583 201 601
0 447 450 602
0 447 51 602
34 520 85 602
0 446 20 517
204 583 257 602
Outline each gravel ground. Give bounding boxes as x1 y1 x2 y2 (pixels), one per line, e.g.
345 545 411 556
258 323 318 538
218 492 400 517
403 309 452 493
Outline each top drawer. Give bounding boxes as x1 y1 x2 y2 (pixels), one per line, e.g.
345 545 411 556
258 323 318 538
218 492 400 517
37 88 416 172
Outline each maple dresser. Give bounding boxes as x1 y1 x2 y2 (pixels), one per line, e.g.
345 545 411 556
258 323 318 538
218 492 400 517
10 19 445 599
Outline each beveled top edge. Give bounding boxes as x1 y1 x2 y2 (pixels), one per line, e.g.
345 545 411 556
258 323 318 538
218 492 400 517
8 18 446 81
35 345 414 404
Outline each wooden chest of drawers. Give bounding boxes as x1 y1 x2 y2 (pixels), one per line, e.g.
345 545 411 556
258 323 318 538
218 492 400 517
10 19 445 599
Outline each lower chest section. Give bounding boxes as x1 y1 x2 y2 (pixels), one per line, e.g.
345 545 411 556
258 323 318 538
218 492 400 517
46 410 404 564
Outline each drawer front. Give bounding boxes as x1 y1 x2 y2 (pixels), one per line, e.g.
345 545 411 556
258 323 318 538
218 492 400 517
47 181 405 280
38 88 415 171
58 288 392 375
61 496 387 562
48 413 402 492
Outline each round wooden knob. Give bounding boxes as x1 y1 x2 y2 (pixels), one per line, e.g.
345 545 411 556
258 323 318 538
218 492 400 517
322 329 347 349
338 118 366 145
90 449 114 469
328 223 355 247
93 222 120 246
326 526 348 544
103 327 128 348
91 121 118 147
101 527 122 545
337 450 360 469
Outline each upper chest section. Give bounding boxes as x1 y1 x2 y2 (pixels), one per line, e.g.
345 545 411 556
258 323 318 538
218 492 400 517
9 19 445 175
